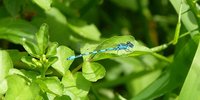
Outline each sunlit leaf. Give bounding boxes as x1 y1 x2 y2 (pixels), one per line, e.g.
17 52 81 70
36 77 63 96
52 46 74 75
0 18 36 44
22 40 39 57
46 42 58 57
0 79 7 94
0 50 13 94
82 62 106 82
0 50 13 81
81 35 151 61
5 74 41 100
62 71 91 100
8 68 39 81
36 23 49 55
68 23 101 41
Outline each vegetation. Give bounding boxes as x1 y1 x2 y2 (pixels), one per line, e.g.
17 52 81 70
0 0 200 99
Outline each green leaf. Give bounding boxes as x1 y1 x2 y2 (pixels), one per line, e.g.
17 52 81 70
36 77 63 96
52 46 74 75
0 50 13 81
131 69 162 96
8 68 39 81
0 50 13 95
36 23 49 55
21 56 36 68
83 35 151 61
45 56 58 69
82 62 106 82
54 95 71 100
0 79 7 94
185 0 200 26
33 0 52 11
62 71 91 99
68 23 101 41
46 42 58 57
179 40 200 100
5 74 41 100
45 7 70 45
22 40 39 57
3 0 25 16
0 18 36 44
7 50 27 66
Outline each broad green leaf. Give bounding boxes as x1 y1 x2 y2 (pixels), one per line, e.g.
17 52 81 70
22 40 39 57
179 40 200 100
33 0 52 11
62 71 91 100
52 46 74 75
46 42 58 57
36 77 63 96
0 18 36 44
0 50 13 94
5 74 41 100
82 62 106 82
132 38 197 100
46 7 67 25
3 0 25 16
45 7 70 45
36 23 49 55
82 35 151 61
46 92 56 100
0 50 13 81
8 68 39 81
68 23 101 41
0 79 7 94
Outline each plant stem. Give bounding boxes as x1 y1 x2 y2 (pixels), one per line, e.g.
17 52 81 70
72 63 83 74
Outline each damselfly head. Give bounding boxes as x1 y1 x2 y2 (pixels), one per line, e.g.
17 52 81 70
127 41 134 48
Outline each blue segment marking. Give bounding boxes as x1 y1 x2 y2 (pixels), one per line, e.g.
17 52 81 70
67 41 134 60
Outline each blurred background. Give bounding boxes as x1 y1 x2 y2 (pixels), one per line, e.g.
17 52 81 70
0 0 177 52
0 0 182 99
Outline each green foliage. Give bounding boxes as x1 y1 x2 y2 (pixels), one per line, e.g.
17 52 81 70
179 40 200 100
0 0 200 99
62 71 91 99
